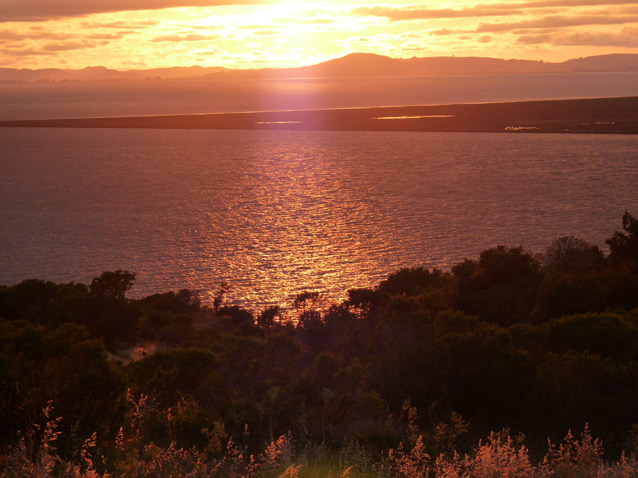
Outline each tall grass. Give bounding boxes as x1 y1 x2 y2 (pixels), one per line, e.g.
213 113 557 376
3 407 638 478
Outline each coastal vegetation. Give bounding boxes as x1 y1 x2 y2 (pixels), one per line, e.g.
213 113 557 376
1 211 638 477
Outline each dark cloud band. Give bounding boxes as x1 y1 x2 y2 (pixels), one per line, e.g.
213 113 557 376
353 0 638 22
477 15 638 32
0 0 269 22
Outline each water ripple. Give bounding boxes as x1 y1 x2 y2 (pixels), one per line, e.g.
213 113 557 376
1 128 637 311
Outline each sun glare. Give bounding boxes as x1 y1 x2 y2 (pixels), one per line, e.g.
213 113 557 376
267 1 307 17
0 0 636 69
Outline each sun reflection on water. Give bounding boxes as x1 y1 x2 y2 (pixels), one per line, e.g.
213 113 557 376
2 128 637 313
195 141 398 309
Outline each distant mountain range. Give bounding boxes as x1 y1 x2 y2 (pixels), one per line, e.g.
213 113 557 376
3 53 638 83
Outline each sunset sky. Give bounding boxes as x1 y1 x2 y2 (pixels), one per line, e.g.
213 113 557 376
1 0 637 70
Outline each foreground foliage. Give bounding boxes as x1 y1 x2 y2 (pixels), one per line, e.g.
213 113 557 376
3 415 638 477
1 211 638 476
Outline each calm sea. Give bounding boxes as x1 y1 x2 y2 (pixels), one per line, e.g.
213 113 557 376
2 72 638 120
1 74 638 309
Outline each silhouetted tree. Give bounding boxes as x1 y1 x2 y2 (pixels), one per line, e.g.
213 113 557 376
293 291 324 328
257 306 281 329
346 288 387 317
213 282 231 314
607 211 638 265
452 246 543 326
141 288 200 314
377 267 450 297
605 211 638 309
542 236 604 274
89 270 136 301
217 306 254 329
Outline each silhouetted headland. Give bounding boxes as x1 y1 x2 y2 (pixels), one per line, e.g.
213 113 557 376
2 96 638 134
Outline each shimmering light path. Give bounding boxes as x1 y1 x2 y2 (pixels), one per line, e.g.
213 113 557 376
2 128 637 310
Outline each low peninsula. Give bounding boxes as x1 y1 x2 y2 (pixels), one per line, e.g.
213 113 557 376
2 96 638 134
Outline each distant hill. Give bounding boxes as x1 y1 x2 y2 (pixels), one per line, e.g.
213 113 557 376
0 65 232 83
2 53 638 83
292 53 551 77
560 54 638 72
289 53 638 77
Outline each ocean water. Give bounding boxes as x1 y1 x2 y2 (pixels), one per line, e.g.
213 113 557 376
1 72 638 120
1 126 637 309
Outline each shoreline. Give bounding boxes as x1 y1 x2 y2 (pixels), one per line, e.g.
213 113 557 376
1 96 638 134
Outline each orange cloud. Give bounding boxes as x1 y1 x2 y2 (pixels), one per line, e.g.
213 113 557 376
87 32 133 40
524 0 637 6
477 14 638 32
0 0 270 22
2 0 638 69
0 46 51 56
41 40 102 51
151 33 221 42
80 20 159 29
352 0 638 22
353 5 523 21
517 25 638 47
0 30 74 40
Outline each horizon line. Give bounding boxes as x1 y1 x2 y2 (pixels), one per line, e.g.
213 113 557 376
6 51 638 74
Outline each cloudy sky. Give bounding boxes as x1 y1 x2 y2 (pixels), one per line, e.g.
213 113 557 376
1 0 637 70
